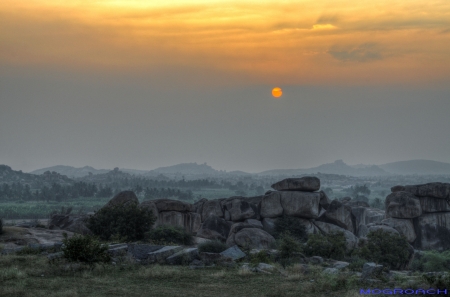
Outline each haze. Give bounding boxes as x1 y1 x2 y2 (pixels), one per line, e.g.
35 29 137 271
1 0 450 173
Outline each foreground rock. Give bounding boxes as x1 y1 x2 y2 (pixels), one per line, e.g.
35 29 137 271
271 177 320 192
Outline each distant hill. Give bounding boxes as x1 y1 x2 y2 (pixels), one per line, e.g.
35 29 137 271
1 164 73 186
379 160 450 175
145 162 219 176
259 160 389 177
30 165 109 178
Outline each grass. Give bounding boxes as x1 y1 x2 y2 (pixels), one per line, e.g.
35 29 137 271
0 254 432 297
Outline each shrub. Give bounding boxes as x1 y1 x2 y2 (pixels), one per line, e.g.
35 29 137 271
304 232 346 260
410 250 450 272
354 229 410 270
278 232 303 267
87 204 156 241
198 240 227 253
148 225 193 245
250 250 272 265
62 233 110 264
274 215 308 242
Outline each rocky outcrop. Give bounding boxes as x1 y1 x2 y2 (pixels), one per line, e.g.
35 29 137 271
313 221 357 251
271 177 320 192
404 183 450 199
196 215 231 241
260 192 284 218
414 212 450 250
380 218 416 243
385 192 422 219
154 199 192 213
323 200 354 232
201 200 224 220
156 211 201 234
223 198 257 222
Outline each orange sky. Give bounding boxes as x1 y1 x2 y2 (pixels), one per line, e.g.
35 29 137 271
2 0 450 85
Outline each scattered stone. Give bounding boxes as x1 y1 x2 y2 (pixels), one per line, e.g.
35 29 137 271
220 245 246 261
332 261 350 270
271 177 320 192
147 246 183 264
166 248 199 265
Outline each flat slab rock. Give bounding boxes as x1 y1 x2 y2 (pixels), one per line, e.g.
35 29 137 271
147 246 183 264
271 177 320 192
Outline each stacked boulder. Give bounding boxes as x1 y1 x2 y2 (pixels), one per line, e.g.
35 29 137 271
385 183 450 250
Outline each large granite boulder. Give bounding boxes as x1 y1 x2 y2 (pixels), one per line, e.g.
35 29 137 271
260 192 284 218
418 196 450 213
365 208 385 224
385 192 422 219
139 201 159 217
201 200 224 221
414 212 450 250
224 198 257 222
196 215 231 241
324 200 354 232
157 211 201 234
271 177 320 192
229 222 262 236
280 191 321 219
104 191 139 208
404 182 450 199
313 221 358 251
233 228 276 249
154 199 192 213
380 218 416 243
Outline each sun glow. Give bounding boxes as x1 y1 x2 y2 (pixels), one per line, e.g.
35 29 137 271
272 87 282 98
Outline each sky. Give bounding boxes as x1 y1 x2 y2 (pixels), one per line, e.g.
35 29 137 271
1 0 450 173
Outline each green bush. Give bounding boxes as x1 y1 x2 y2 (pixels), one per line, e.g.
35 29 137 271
304 232 346 260
87 204 156 241
148 225 194 245
410 250 450 272
354 229 410 270
250 250 272 265
274 215 308 242
62 233 110 264
198 240 227 253
277 232 303 267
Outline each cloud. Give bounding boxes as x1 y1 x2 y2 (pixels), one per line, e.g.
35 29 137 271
317 14 339 24
328 43 383 62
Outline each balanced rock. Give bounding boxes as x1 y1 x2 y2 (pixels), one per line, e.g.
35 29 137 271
271 177 320 192
280 191 321 219
385 192 422 219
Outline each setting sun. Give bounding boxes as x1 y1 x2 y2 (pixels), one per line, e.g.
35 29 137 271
272 87 282 98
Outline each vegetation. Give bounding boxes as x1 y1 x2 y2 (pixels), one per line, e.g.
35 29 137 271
277 232 303 267
87 204 156 241
148 225 194 245
354 229 410 270
304 232 347 260
273 215 308 242
410 250 450 272
198 240 227 253
62 233 110 264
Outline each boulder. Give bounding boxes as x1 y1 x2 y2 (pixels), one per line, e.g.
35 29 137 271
220 245 246 261
201 200 224 221
313 221 358 251
280 191 321 219
404 182 450 199
380 218 416 243
351 207 366 234
391 185 405 192
154 199 192 213
324 200 354 232
245 219 263 229
224 198 256 222
262 218 277 235
414 212 450 251
48 214 92 235
156 211 202 234
260 192 284 218
139 201 159 217
361 263 383 280
297 218 320 234
127 244 164 260
229 222 262 236
319 191 331 209
309 256 324 265
104 191 139 208
365 208 385 224
196 215 231 241
147 246 183 264
271 177 320 192
193 198 207 214
418 196 450 212
385 192 422 219
166 248 199 265
234 228 276 249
